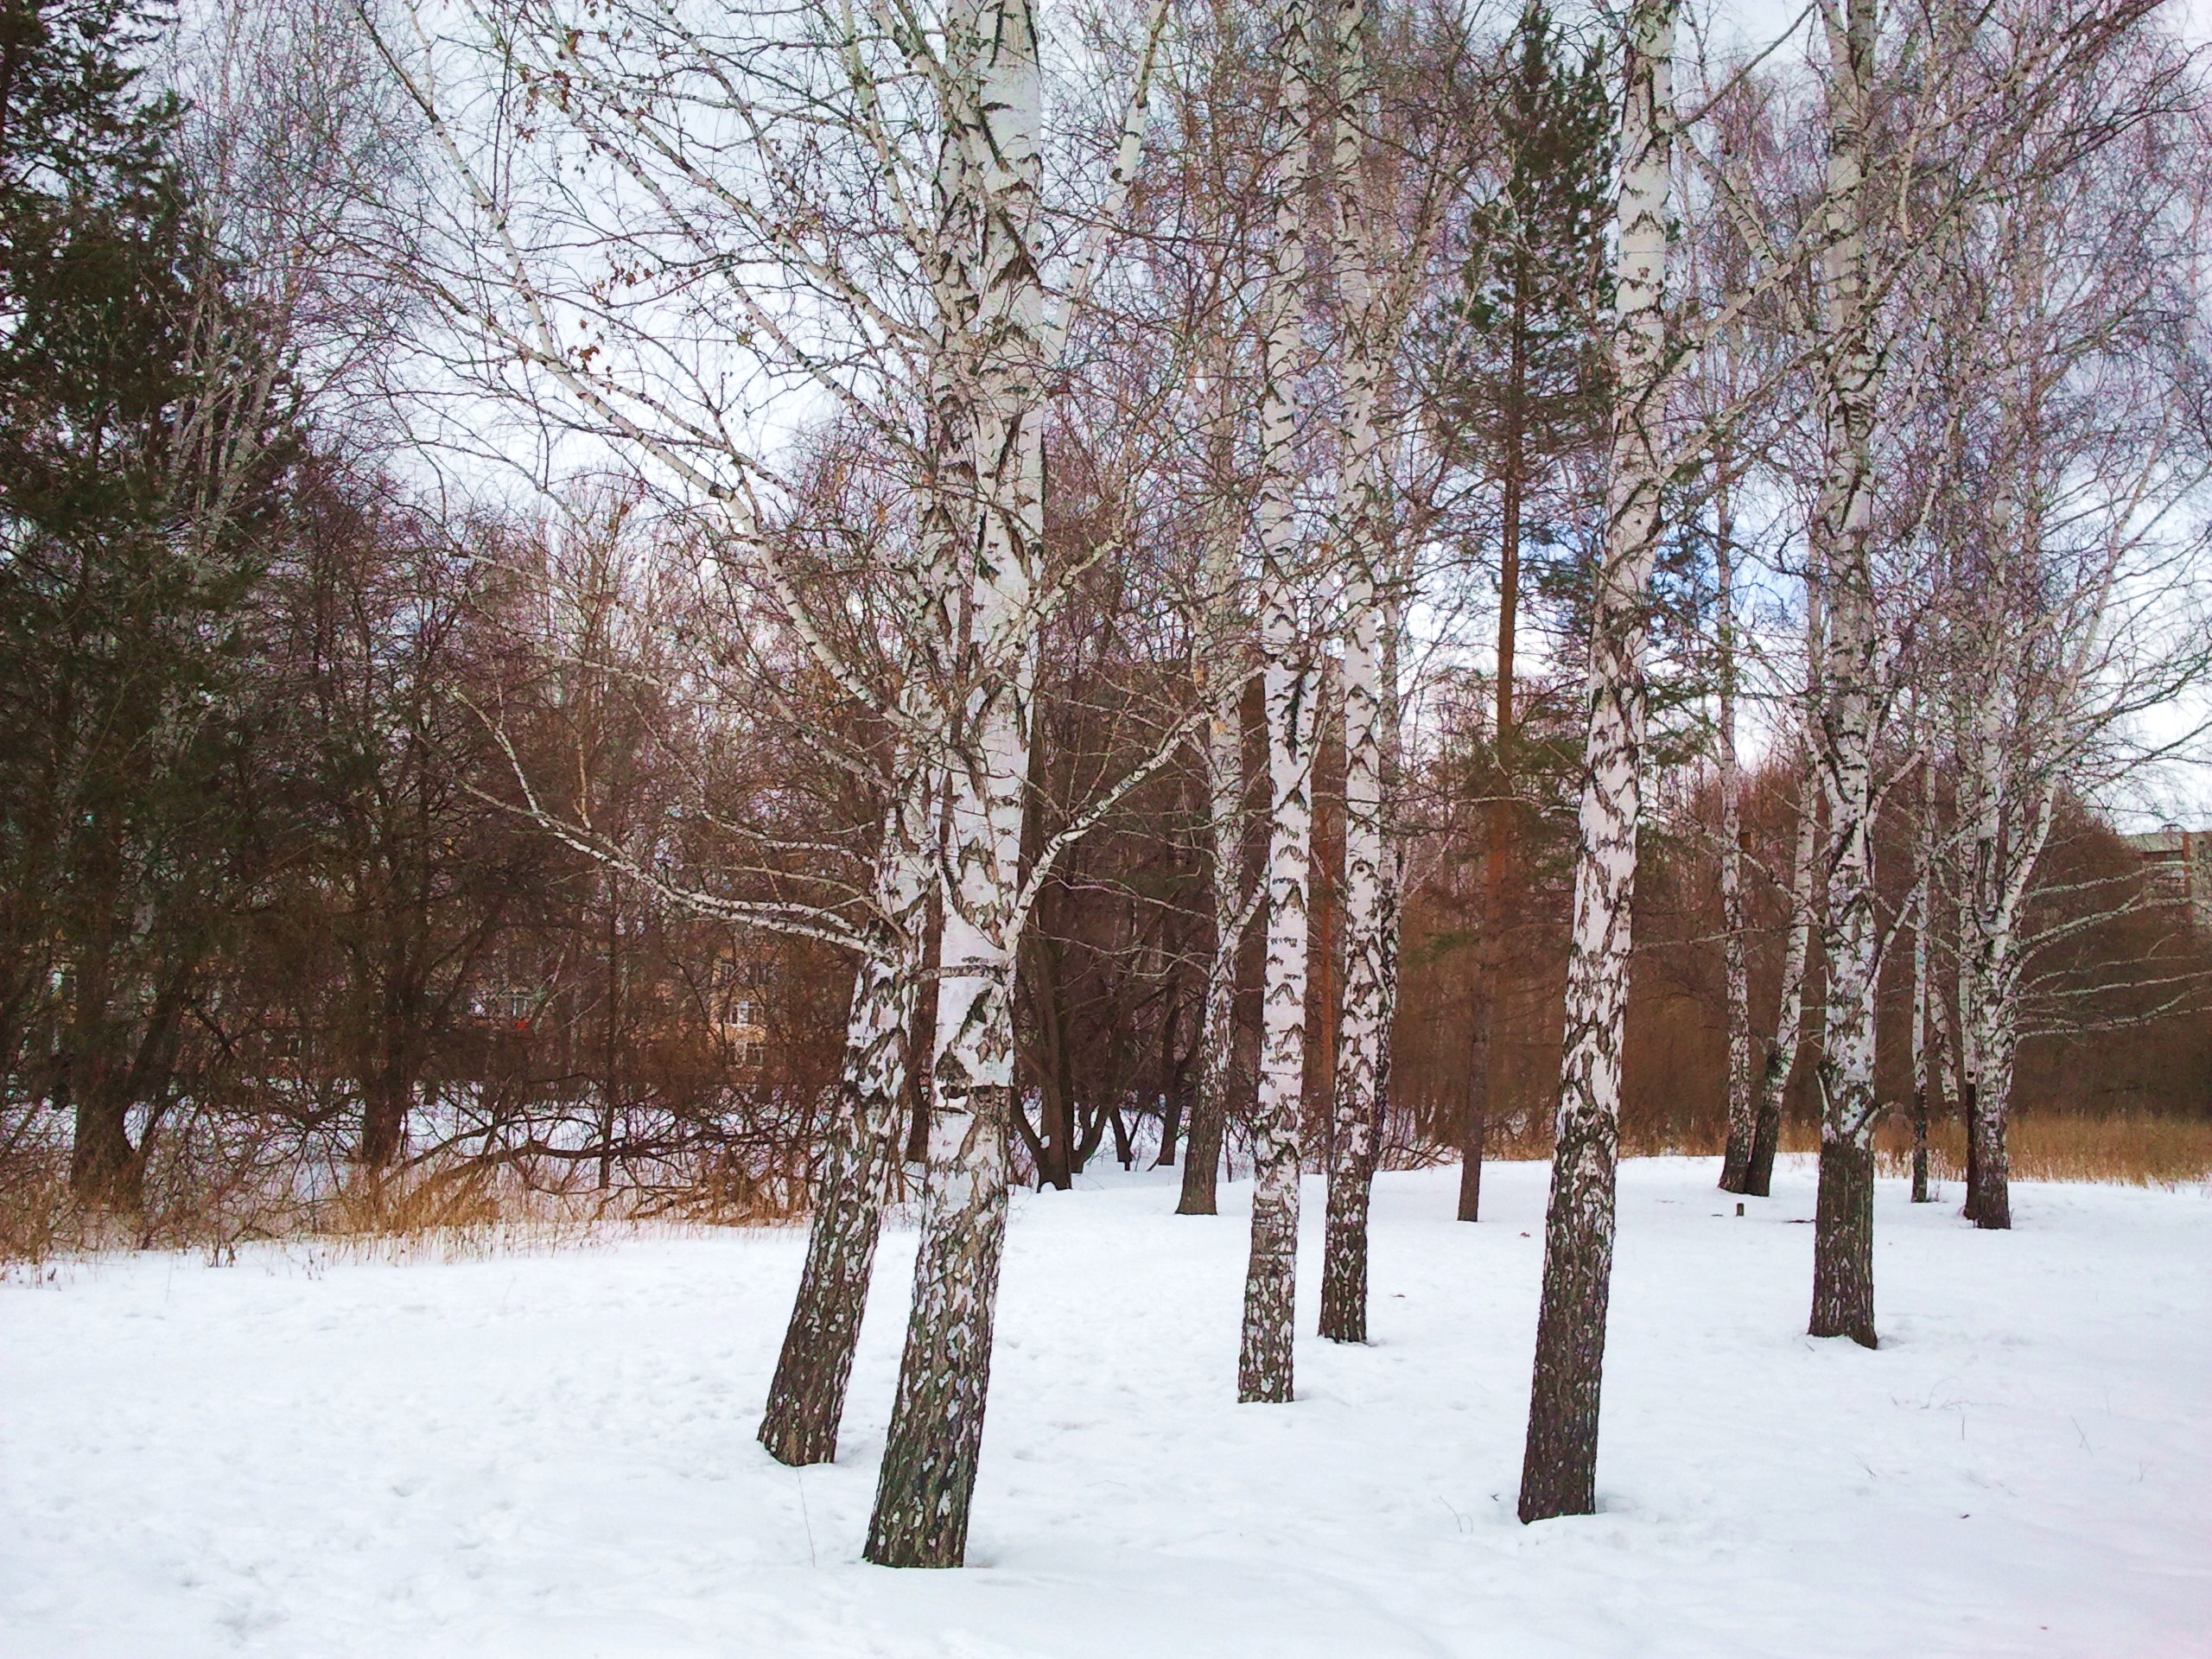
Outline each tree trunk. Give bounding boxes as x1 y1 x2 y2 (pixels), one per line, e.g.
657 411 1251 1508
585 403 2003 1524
1179 411 1251 1219
1715 466 1754 1192
759 788 931 1466
67 1080 139 1210
1517 0 1674 1527
1319 0 1391 1345
1747 619 1825 1199
1808 0 1884 1351
1968 997 2014 1230
1909 784 1934 1205
1458 1021 1487 1222
1809 1131 1877 1346
1464 513 1517 1221
360 1027 413 1172
1237 0 1319 1407
866 0 1040 1567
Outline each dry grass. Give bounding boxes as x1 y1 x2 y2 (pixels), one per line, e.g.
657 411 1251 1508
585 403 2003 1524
1433 1109 2212 1191
1868 1112 2212 1190
0 1134 807 1274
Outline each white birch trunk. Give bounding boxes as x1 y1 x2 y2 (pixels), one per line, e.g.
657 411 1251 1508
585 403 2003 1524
1715 465 1754 1192
1516 0 1675 1525
1909 750 1936 1204
868 0 1043 1567
759 768 937 1464
1808 0 1883 1350
1238 0 1319 1406
1319 0 1391 1348
1179 512 1253 1217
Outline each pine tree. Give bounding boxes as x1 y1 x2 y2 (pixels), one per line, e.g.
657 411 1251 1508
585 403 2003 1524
1433 0 1610 1222
0 0 286 1205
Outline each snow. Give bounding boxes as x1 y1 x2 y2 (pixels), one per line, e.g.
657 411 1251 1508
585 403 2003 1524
5 1158 2210 1658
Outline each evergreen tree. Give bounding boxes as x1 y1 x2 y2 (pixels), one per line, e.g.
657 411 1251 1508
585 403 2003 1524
0 0 287 1205
1430 0 1611 1220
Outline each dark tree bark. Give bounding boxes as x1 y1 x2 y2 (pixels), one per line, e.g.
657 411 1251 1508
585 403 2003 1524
758 1073 898 1465
1177 1077 1225 1215
1518 1101 1618 1522
1961 1077 1981 1224
1457 1011 1489 1223
1744 1047 1783 1198
865 1082 1011 1568
1809 1133 1877 1347
1910 1080 1930 1204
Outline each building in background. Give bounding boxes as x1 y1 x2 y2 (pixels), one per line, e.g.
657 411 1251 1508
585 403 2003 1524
2123 826 2212 931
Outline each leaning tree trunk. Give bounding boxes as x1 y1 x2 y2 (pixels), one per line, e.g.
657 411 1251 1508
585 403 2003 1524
1179 550 1251 1218
1808 0 1882 1352
1518 0 1675 1527
1746 594 1826 1198
1319 0 1393 1344
758 779 933 1465
866 0 1040 1568
1238 0 1318 1405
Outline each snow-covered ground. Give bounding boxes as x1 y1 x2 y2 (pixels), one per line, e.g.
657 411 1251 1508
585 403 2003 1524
5 1158 2209 1658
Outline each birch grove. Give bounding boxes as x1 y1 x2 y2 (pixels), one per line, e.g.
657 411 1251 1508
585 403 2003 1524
24 0 2212 1580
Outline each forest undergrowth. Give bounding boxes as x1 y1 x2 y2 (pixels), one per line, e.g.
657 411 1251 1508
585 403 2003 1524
9 1109 2204 1273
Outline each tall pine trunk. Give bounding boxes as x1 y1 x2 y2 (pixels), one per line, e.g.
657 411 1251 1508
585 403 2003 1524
1517 0 1675 1525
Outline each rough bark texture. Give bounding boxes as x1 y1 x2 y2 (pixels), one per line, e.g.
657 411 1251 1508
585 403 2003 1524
1179 596 1249 1219
1715 470 1754 1194
866 0 1039 1567
865 1082 1012 1567
1238 0 1317 1406
1747 603 1826 1200
1909 772 1934 1205
759 795 930 1466
1319 0 1390 1346
1458 1005 1490 1223
1808 0 1883 1350
1809 1132 1878 1346
1517 0 1673 1528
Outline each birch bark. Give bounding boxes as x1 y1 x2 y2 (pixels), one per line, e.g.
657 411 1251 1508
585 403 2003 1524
760 48 976 1465
1179 503 1253 1217
1319 0 1392 1347
1516 0 1675 1525
1714 461 1754 1192
1746 580 1827 1197
867 0 1043 1567
759 771 935 1464
1908 741 1935 1204
1239 0 1319 1405
1808 0 1884 1350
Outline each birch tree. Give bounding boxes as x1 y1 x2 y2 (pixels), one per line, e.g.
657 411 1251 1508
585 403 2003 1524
1517 0 1676 1524
1926 77 2212 1231
1316 0 1469 1344
1237 0 1319 1406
